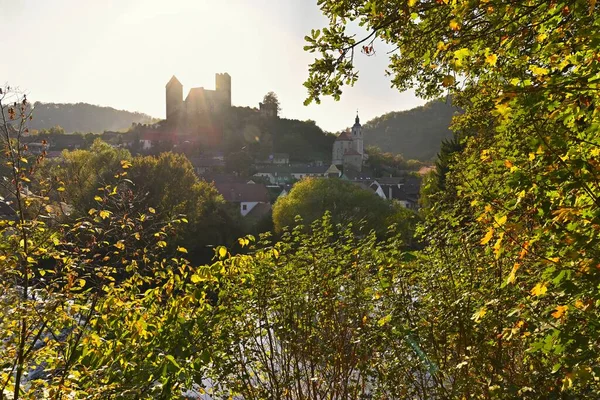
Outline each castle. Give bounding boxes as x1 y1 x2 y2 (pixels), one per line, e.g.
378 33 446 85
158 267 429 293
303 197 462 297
165 73 232 123
332 114 365 172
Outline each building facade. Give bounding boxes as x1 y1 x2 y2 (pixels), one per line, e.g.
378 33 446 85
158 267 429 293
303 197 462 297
332 113 365 172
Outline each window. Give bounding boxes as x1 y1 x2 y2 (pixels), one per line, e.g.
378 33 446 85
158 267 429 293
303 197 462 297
242 204 247 211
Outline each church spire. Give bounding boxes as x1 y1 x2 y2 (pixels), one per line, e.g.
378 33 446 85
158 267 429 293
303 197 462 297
355 110 360 125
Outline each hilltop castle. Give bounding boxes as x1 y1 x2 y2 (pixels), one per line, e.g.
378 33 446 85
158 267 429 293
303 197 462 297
332 113 365 172
165 73 232 123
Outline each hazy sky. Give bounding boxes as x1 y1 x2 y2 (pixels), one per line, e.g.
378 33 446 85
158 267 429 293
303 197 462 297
0 0 426 132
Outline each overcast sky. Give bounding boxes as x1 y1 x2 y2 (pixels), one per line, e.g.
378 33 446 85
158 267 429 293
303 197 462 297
0 0 427 132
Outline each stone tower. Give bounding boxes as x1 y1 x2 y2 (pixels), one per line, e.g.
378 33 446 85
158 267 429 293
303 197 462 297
351 112 364 159
215 73 232 108
166 75 183 121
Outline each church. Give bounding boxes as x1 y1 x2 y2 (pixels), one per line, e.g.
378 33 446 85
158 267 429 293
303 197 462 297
332 114 365 172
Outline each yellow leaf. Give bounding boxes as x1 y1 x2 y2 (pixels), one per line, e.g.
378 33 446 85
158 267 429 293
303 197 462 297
121 160 132 169
94 195 103 202
218 246 227 258
528 153 535 161
99 210 111 220
495 102 511 116
552 305 568 319
531 282 548 297
114 241 125 250
472 307 487 323
493 233 504 259
529 65 549 76
449 19 460 31
148 207 156 214
495 215 507 226
507 263 520 284
575 299 585 309
481 227 494 245
485 53 498 66
177 246 188 253
273 248 280 259
408 0 418 6
157 241 167 248
504 159 513 168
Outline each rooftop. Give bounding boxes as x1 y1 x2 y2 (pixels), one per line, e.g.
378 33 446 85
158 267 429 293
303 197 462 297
215 183 270 203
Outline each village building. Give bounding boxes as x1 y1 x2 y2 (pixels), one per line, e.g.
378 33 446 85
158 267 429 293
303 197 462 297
214 182 271 217
332 113 365 172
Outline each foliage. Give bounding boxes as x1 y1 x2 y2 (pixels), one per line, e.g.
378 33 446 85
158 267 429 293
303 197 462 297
207 214 414 399
272 177 414 239
0 87 223 399
47 142 241 264
365 145 423 176
261 91 282 113
222 107 335 162
362 99 459 161
305 0 600 396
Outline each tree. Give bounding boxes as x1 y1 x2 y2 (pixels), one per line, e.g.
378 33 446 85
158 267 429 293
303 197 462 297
47 139 132 216
207 214 415 399
272 177 410 238
262 91 281 113
306 0 600 396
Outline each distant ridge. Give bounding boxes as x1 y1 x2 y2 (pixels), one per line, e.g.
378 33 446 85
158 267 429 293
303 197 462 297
30 102 156 133
362 99 459 161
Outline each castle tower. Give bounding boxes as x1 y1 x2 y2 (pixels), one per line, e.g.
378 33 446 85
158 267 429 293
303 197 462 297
351 112 364 159
215 73 232 108
166 75 183 121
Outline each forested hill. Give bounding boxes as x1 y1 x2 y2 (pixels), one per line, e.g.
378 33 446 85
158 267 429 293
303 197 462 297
362 99 459 161
30 102 155 133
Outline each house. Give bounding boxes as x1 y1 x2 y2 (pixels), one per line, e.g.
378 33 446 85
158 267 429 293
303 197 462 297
253 164 341 184
258 153 289 165
189 157 225 175
214 183 271 217
369 175 422 210
199 173 247 185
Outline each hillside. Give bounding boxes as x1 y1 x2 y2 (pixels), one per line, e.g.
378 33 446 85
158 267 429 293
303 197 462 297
223 106 335 162
362 99 459 161
30 102 155 133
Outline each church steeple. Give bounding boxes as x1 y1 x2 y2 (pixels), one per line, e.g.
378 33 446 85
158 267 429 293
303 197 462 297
355 111 360 125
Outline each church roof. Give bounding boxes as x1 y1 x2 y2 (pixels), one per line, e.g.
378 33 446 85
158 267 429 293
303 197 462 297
344 148 362 156
166 75 182 88
335 131 352 141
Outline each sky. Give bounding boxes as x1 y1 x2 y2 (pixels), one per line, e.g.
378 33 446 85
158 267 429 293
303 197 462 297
0 0 427 132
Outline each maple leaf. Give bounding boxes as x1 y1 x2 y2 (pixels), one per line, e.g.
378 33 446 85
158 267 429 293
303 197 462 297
552 305 568 319
531 282 548 297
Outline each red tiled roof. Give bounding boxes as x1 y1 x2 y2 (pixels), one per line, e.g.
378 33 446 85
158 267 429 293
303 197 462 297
344 148 361 156
215 183 270 203
335 131 352 141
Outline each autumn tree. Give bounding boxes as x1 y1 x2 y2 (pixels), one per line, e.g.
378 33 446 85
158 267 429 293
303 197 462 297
305 0 600 396
273 177 417 241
